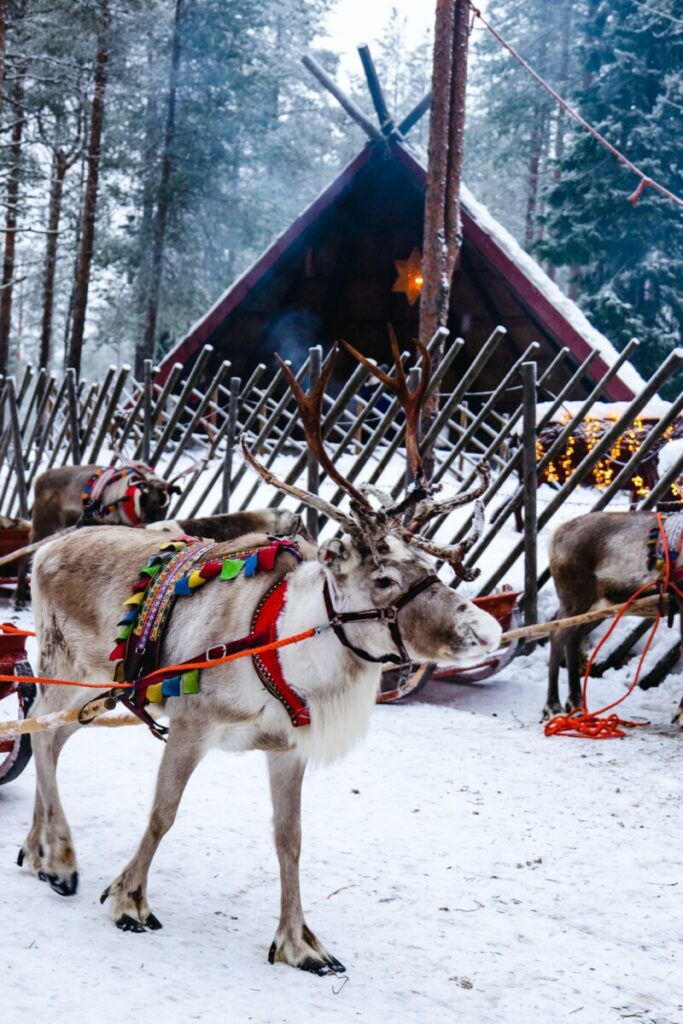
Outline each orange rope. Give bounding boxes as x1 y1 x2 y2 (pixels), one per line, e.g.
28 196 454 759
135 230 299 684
546 514 681 739
0 622 35 637
0 626 319 692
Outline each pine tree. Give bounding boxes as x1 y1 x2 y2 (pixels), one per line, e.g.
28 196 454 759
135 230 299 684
539 0 683 390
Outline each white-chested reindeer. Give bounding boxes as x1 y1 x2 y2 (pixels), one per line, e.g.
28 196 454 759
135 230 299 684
17 340 501 974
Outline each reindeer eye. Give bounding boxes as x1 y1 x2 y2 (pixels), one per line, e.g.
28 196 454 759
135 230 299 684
375 576 395 590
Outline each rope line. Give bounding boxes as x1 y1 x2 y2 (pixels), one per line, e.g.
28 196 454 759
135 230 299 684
469 2 683 211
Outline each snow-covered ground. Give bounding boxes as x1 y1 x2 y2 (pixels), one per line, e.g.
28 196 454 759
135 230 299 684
2 598 681 1024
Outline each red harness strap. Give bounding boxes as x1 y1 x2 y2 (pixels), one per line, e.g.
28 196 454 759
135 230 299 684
251 579 311 727
119 484 142 526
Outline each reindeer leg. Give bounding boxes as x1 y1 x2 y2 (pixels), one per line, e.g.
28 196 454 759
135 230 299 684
19 717 81 895
544 630 566 720
267 750 345 975
565 623 596 712
672 597 683 728
101 719 205 932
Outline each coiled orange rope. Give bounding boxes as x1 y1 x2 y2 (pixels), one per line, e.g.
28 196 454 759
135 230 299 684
545 514 683 739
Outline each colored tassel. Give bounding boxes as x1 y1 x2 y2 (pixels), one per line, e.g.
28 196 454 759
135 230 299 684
118 609 138 626
182 669 200 695
140 562 162 578
146 555 164 566
133 577 151 592
146 682 164 703
162 676 182 698
113 661 127 683
124 591 146 607
188 568 205 589
258 545 279 571
160 540 187 553
244 553 259 577
199 561 221 580
115 623 134 641
174 576 193 596
109 641 127 662
220 558 244 580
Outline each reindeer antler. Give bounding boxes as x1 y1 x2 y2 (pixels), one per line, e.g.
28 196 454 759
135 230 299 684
277 343 374 514
403 500 486 583
240 434 360 535
408 463 491 532
343 328 431 481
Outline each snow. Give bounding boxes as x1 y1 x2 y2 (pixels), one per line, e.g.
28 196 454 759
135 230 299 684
536 399 674 424
2 581 682 1023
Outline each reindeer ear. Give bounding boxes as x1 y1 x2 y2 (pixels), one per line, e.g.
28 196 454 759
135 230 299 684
318 537 350 575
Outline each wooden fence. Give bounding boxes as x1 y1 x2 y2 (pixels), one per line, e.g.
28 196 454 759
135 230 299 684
1 333 682 686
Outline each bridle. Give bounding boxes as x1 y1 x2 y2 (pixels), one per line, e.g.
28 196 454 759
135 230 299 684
322 573 439 666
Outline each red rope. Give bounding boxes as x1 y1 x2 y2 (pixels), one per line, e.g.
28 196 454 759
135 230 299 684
468 3 683 211
546 514 681 739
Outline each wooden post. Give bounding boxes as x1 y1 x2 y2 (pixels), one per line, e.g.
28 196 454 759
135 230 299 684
221 376 241 514
521 362 537 637
142 358 153 464
306 346 322 539
420 0 471 351
7 377 29 517
66 367 81 463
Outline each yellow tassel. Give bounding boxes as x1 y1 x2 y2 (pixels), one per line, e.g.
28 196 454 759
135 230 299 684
146 682 164 703
123 591 146 607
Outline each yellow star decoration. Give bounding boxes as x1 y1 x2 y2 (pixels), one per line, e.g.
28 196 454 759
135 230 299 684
392 247 424 306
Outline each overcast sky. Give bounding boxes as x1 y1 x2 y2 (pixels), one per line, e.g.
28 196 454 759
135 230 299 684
323 0 434 80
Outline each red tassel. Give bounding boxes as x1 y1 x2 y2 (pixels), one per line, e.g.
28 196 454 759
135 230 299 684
108 641 127 662
199 561 221 580
133 577 151 592
258 544 278 572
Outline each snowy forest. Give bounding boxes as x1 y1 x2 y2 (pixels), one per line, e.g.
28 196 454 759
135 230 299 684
0 0 681 387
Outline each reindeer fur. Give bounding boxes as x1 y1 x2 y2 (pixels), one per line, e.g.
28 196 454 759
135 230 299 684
546 511 683 723
19 523 501 973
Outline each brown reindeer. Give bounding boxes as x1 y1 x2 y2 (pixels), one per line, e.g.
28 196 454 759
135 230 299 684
545 510 683 725
13 462 182 606
17 341 502 974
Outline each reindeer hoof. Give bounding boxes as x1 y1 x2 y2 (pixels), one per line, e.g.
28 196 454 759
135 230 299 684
116 914 147 933
16 847 24 867
671 708 683 729
542 703 563 721
268 929 346 974
38 869 78 896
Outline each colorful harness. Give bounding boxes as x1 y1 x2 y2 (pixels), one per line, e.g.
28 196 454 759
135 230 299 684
647 511 683 581
81 465 150 527
109 536 307 735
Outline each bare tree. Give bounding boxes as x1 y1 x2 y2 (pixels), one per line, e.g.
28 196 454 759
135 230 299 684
135 0 182 377
67 0 110 375
0 67 25 375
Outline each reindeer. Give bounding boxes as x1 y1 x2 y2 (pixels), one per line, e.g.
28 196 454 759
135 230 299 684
16 341 502 974
545 510 683 725
13 462 182 606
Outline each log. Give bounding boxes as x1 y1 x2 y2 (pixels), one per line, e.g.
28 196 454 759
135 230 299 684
0 694 116 739
500 595 663 646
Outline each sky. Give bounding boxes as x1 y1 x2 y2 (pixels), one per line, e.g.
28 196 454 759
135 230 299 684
323 0 434 80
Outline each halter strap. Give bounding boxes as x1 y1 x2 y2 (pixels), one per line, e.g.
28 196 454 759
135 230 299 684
322 573 439 666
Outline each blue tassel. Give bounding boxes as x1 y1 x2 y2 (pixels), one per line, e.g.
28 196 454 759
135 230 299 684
174 576 193 596
162 675 182 698
117 609 138 626
244 553 259 577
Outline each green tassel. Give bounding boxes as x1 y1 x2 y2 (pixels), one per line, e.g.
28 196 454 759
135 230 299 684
181 669 200 695
116 623 134 641
220 558 244 580
140 562 162 578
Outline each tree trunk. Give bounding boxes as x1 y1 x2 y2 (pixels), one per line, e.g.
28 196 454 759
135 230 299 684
418 0 470 477
419 0 471 355
67 2 110 375
39 149 68 369
136 0 183 377
0 70 25 376
524 118 543 250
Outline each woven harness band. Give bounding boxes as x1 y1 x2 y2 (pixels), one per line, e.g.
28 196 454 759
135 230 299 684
322 573 440 666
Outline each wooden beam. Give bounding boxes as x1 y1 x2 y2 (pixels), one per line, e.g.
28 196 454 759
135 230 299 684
357 44 394 135
302 55 384 142
397 91 431 136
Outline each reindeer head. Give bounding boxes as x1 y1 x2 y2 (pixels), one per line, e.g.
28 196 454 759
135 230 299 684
128 465 182 523
241 337 502 668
